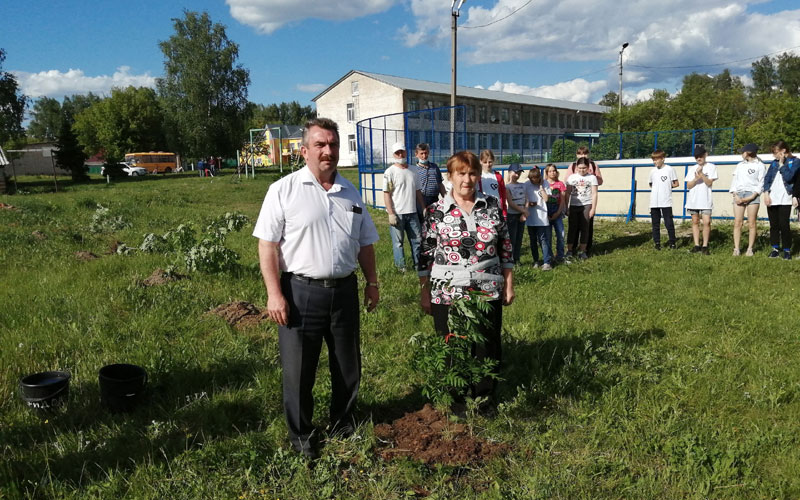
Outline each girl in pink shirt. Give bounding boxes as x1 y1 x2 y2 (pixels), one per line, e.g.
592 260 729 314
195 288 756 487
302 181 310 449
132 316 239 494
544 164 566 262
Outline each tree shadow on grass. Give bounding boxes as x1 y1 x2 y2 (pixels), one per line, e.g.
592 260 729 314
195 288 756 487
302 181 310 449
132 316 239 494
497 327 665 418
3 357 281 488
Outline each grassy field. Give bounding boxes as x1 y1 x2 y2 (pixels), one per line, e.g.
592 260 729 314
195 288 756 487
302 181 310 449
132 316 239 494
2 170 800 499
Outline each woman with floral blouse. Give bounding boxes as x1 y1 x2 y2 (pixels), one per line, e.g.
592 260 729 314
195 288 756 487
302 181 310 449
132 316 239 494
418 151 515 407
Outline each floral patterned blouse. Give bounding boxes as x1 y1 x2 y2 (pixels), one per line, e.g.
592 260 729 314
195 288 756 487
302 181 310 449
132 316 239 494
418 192 514 305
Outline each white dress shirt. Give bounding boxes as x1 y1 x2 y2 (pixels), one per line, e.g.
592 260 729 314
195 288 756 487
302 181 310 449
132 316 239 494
253 167 379 279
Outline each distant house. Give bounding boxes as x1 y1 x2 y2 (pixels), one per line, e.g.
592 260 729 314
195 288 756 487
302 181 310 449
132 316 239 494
247 124 303 167
314 70 609 166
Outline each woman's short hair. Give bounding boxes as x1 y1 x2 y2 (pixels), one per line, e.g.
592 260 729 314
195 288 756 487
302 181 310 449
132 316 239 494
479 149 495 162
446 151 481 176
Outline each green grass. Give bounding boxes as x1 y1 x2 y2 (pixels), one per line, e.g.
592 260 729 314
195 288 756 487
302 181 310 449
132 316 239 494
3 170 800 499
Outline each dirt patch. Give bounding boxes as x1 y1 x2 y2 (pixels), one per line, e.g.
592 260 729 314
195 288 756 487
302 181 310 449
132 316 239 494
208 301 269 329
74 251 98 261
374 404 507 466
0 202 17 210
142 268 187 287
31 230 47 240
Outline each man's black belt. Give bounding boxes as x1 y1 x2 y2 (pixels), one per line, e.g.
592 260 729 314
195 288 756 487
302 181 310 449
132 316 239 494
285 272 355 288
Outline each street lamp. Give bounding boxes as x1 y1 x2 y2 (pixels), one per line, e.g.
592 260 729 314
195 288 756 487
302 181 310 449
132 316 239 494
450 0 466 155
618 42 629 135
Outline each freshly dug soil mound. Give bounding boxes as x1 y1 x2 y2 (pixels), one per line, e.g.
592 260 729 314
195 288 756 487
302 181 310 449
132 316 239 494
374 404 507 466
74 251 98 261
209 301 268 329
142 268 186 287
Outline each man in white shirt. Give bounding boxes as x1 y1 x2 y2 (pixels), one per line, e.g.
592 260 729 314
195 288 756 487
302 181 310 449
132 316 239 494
383 141 425 272
253 118 380 460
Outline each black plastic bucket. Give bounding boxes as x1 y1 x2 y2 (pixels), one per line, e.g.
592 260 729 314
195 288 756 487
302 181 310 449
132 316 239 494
19 371 71 411
99 364 147 412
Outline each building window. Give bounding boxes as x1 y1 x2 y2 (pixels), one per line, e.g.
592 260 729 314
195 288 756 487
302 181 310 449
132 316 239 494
438 102 448 121
521 109 531 126
408 98 419 112
467 105 476 123
512 109 521 126
479 133 489 149
468 133 477 150
351 81 359 96
512 134 520 149
500 108 510 125
348 134 356 153
490 106 500 124
559 114 566 128
346 103 355 122
478 105 487 123
550 112 556 128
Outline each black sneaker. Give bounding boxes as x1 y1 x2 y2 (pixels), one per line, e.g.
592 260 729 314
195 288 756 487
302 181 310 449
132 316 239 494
769 249 780 258
654 243 661 250
701 247 710 255
690 245 702 253
668 241 677 249
784 251 792 260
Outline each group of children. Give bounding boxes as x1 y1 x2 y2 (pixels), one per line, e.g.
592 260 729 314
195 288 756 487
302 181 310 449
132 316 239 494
648 140 800 258
502 146 601 270
383 140 800 272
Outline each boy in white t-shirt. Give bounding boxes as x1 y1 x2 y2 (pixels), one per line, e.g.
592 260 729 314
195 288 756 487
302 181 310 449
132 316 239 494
685 145 718 255
383 142 425 271
648 149 678 250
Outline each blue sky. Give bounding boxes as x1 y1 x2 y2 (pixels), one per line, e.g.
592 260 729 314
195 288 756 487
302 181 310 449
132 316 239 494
4 0 800 112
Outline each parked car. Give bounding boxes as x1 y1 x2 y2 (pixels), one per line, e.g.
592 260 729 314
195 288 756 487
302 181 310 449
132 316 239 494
101 163 147 178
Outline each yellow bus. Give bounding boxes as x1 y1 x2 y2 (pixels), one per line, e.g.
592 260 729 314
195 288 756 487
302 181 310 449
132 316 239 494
124 152 178 173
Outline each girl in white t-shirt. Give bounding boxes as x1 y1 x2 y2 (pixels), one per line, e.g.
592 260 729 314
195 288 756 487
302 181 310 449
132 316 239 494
564 157 598 260
478 149 507 216
525 166 552 270
729 144 766 256
648 150 678 250
685 146 718 254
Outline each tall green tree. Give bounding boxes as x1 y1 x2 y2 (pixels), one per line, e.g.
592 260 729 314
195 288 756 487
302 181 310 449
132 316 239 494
53 112 88 181
73 86 167 161
27 97 62 141
751 56 776 95
62 93 101 121
776 53 800 97
243 101 315 133
0 48 28 147
157 10 250 158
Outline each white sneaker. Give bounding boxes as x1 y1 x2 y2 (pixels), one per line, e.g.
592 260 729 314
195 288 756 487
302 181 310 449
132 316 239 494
732 248 740 256
745 248 754 256
541 263 552 271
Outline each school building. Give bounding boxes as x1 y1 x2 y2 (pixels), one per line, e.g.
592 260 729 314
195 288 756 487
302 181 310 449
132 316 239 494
313 70 609 167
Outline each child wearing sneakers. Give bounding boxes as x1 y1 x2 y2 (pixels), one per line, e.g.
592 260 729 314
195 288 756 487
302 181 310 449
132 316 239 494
648 150 678 250
729 143 765 256
565 157 598 260
525 166 553 270
505 163 528 265
544 164 566 262
685 145 717 255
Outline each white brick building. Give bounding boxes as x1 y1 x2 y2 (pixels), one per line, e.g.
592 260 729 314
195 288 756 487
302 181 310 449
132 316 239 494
313 70 609 166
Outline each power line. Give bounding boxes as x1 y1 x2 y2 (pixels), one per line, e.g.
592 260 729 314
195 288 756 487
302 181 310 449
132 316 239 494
460 0 534 29
627 44 800 70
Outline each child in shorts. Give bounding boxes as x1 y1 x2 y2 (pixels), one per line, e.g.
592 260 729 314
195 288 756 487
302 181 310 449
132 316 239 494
685 145 718 255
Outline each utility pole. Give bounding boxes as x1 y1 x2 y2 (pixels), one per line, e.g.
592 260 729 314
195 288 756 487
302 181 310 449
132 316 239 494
450 0 466 156
618 42 629 135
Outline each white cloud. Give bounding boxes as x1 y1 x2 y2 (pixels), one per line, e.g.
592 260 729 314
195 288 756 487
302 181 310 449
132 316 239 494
14 66 156 98
227 0 397 34
486 78 608 103
296 83 326 93
400 0 800 88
